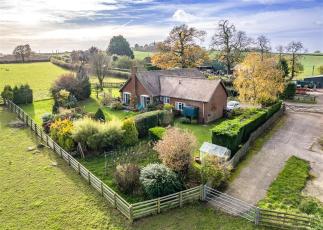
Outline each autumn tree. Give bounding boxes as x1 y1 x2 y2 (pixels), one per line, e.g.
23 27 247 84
234 52 285 106
286 41 305 80
256 35 271 61
90 52 111 90
13 44 31 63
211 20 252 75
152 24 209 69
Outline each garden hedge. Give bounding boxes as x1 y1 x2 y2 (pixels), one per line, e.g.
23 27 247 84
148 127 166 141
212 101 282 154
134 110 173 138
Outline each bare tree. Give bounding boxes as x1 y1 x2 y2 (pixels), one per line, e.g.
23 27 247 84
211 20 251 75
13 44 31 63
276 45 284 60
256 35 271 61
90 53 111 90
286 41 304 80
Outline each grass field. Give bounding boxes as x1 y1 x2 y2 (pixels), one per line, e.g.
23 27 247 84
298 54 323 78
0 62 69 100
133 51 154 60
0 106 263 229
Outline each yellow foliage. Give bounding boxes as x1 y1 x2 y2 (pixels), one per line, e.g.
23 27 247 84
234 53 285 105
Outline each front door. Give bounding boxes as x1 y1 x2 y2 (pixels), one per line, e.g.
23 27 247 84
140 95 150 108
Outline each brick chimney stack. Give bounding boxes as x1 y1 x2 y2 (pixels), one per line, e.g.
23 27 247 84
131 65 137 96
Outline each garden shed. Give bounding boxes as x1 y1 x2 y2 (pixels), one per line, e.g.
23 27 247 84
199 142 231 162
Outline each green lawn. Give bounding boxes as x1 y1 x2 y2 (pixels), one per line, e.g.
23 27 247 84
133 51 154 60
258 156 323 217
298 54 323 78
0 106 263 229
0 62 69 100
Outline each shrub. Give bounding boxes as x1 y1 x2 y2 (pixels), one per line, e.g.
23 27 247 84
115 163 140 194
55 89 78 109
200 155 231 188
94 108 105 121
72 117 102 149
100 120 124 149
41 113 55 133
4 84 33 104
265 100 282 119
134 110 173 138
140 163 182 198
149 127 166 141
50 119 75 151
111 101 123 110
299 198 321 215
154 128 197 177
179 117 191 124
281 83 296 100
163 103 173 111
122 118 139 146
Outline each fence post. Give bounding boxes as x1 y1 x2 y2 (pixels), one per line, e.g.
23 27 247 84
60 148 63 157
129 205 133 223
100 182 104 196
88 171 91 185
68 154 71 166
114 193 117 208
157 198 161 213
255 207 260 225
179 191 183 207
78 163 81 175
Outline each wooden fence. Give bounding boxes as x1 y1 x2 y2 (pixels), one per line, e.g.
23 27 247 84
91 82 125 89
3 99 201 222
204 186 320 229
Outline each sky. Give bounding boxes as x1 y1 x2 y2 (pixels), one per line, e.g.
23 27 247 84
0 0 322 54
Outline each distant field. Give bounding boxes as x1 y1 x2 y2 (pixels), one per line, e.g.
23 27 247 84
0 62 69 100
298 54 323 79
134 51 154 60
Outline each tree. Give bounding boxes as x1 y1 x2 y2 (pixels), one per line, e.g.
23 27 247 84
13 44 31 63
278 58 289 79
256 35 271 61
88 46 99 55
154 128 197 178
90 52 111 90
151 24 209 69
94 108 105 121
276 45 284 61
107 35 134 59
234 52 285 106
286 41 304 80
211 20 252 75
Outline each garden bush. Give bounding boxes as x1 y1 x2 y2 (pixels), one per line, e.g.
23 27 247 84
2 85 33 104
50 119 75 151
72 117 102 149
122 118 139 146
200 155 231 189
100 120 124 149
281 83 296 100
140 163 182 198
111 101 123 110
149 127 166 141
163 103 173 111
41 113 55 133
134 110 173 138
265 100 282 119
115 163 140 194
154 128 196 177
94 108 105 121
55 89 78 109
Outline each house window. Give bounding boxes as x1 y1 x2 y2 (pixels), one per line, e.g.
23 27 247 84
140 95 150 108
123 92 131 105
175 102 185 111
162 96 170 104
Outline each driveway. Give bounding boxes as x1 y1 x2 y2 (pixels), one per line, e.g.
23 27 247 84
226 94 323 204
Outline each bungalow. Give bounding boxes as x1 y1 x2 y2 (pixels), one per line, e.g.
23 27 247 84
120 67 228 123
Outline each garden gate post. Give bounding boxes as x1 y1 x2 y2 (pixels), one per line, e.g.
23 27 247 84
255 207 260 225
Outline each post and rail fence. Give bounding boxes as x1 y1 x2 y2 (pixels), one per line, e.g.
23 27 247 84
3 99 321 228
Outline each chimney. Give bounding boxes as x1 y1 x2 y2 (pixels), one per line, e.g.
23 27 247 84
131 65 138 96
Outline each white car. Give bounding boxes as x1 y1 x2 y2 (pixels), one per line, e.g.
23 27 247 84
226 101 240 111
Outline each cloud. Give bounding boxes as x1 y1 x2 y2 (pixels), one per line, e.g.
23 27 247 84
172 9 197 23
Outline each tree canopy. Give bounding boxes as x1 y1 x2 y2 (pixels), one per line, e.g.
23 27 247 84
13 44 31 63
107 35 134 59
234 53 285 106
151 24 209 69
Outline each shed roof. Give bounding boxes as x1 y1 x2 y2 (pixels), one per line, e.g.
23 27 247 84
200 142 231 158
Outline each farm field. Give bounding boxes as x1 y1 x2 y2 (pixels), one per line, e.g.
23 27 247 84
0 106 262 230
0 62 69 100
298 54 323 78
133 51 154 60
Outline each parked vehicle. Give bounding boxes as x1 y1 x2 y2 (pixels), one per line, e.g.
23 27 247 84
226 101 240 111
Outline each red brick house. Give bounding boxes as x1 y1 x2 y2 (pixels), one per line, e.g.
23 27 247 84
120 67 228 123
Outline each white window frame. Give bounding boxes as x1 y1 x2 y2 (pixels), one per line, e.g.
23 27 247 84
175 102 185 111
140 95 150 108
163 96 170 104
123 92 131 105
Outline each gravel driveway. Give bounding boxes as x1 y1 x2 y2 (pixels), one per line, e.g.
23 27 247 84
226 96 323 204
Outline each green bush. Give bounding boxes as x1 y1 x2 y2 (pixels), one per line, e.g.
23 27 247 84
134 110 173 138
50 119 75 151
200 155 231 189
100 120 124 149
163 103 173 111
299 198 321 215
140 163 182 198
179 117 191 124
115 163 140 194
148 127 166 141
72 117 102 149
2 84 33 104
94 108 105 121
111 101 123 110
265 101 282 119
122 118 139 146
281 83 296 100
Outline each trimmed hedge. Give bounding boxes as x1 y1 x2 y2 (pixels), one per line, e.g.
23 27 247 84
134 110 173 138
212 101 282 154
148 127 166 141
